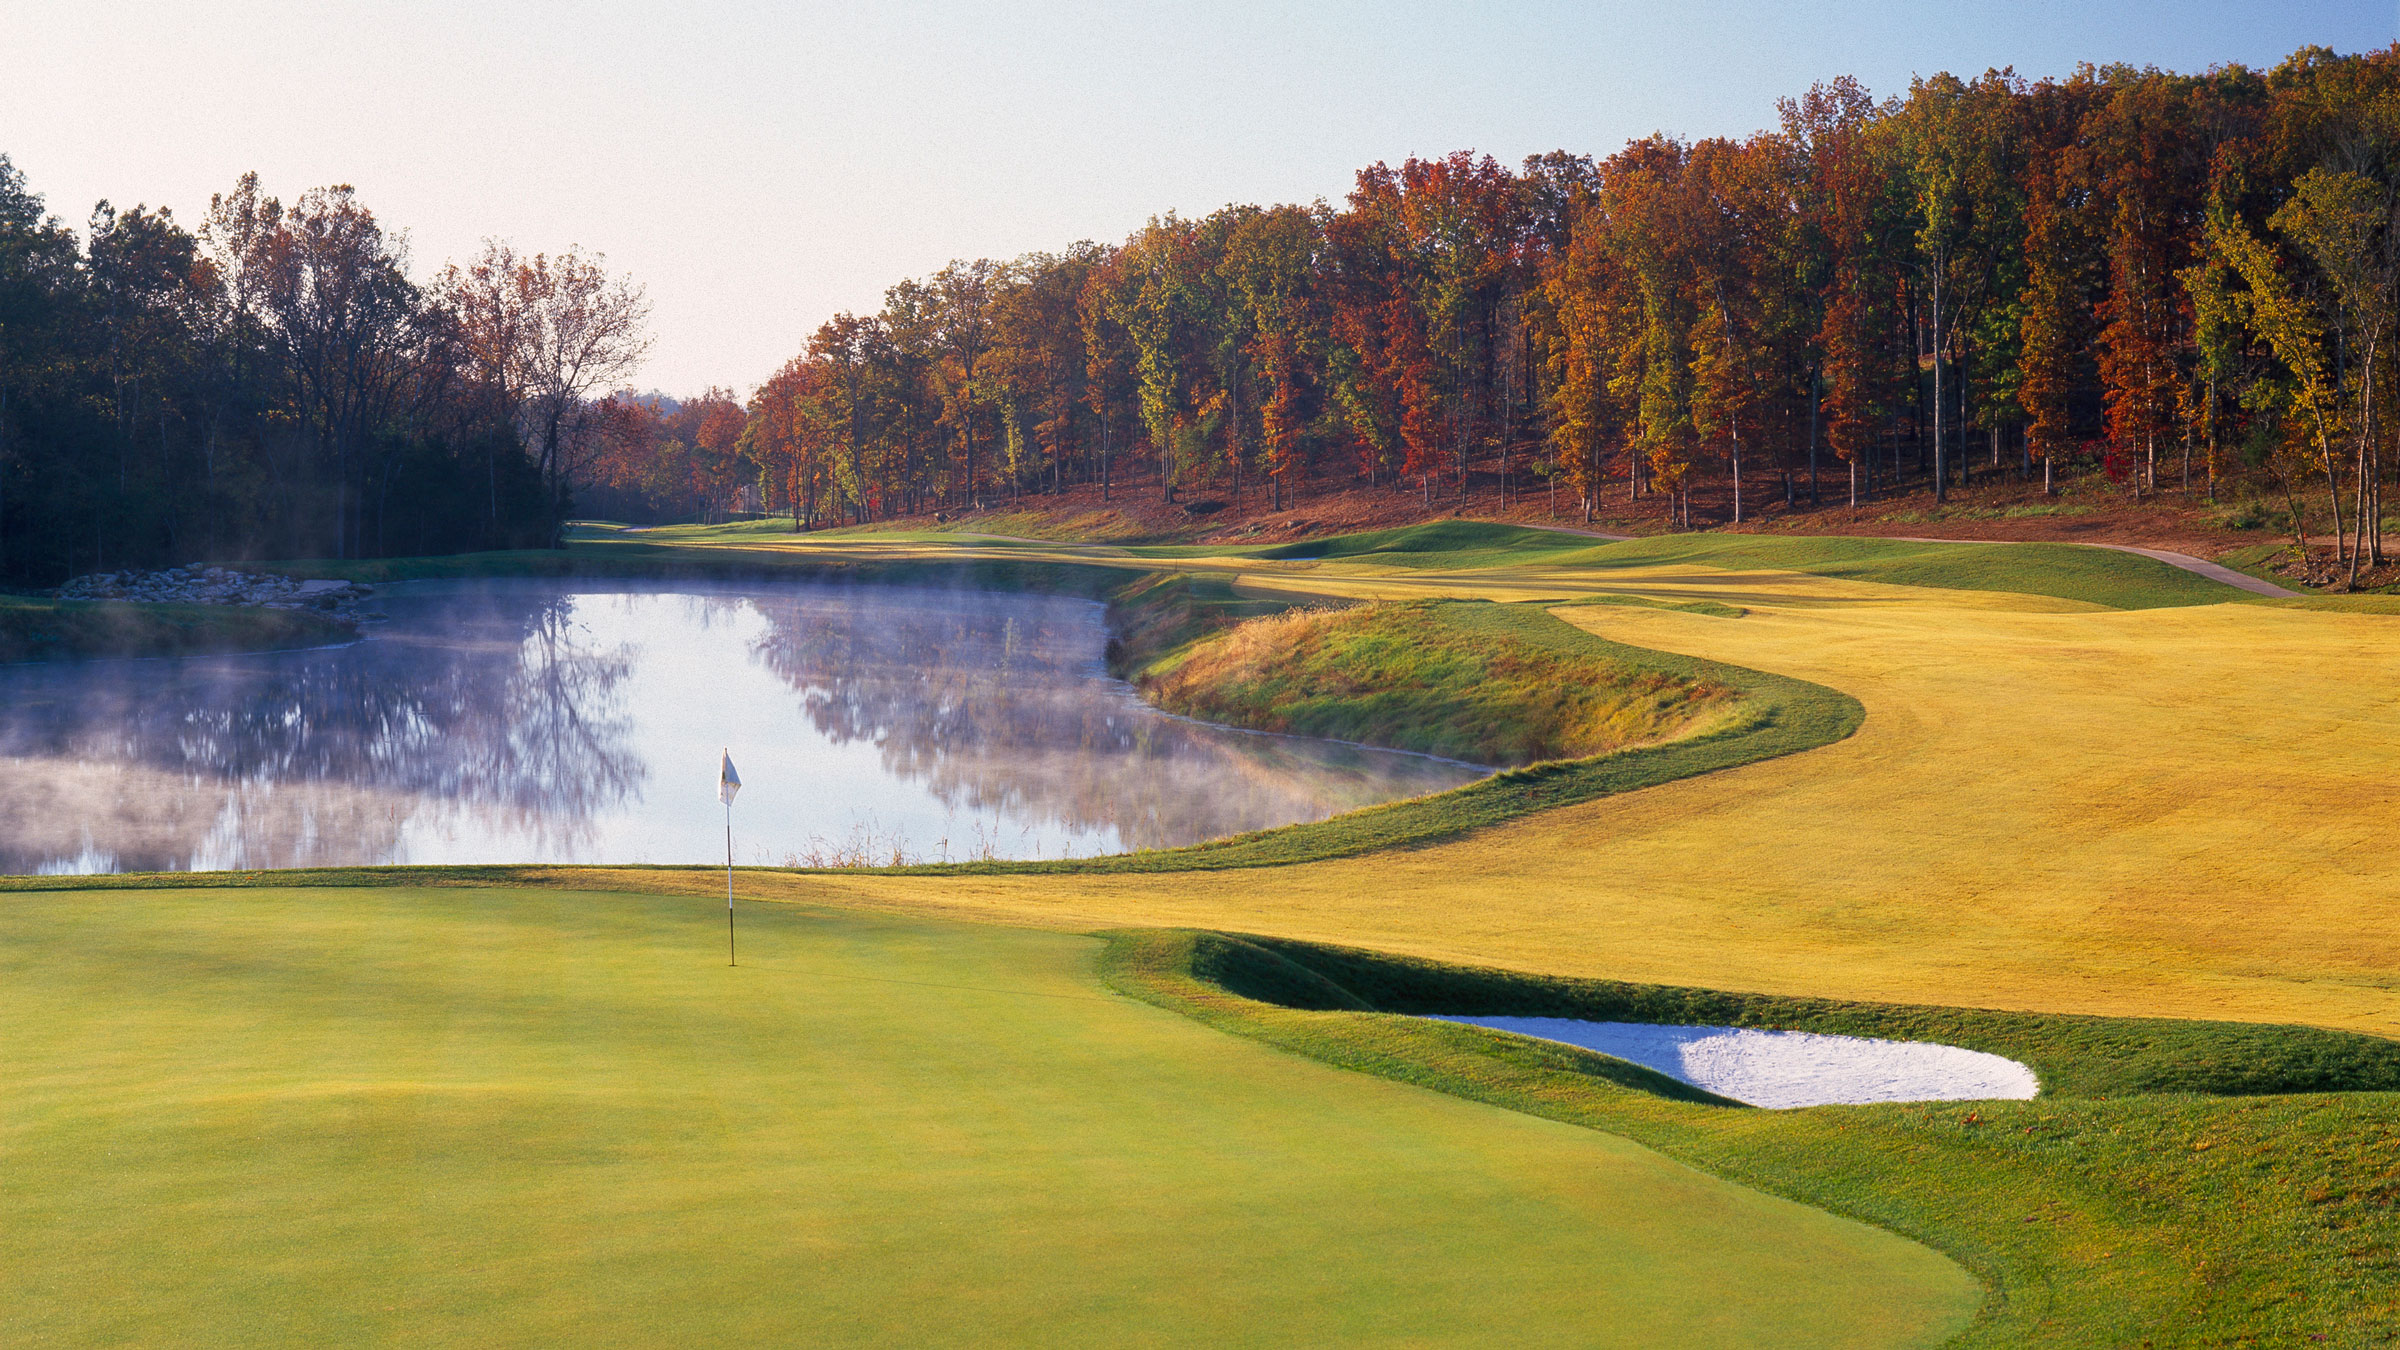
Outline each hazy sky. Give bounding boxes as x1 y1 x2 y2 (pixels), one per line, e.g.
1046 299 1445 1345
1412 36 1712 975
6 2 2392 395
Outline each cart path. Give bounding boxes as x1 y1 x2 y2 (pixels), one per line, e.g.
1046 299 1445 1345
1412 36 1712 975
1887 535 2299 598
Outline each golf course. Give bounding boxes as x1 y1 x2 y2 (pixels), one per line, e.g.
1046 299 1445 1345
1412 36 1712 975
22 15 2400 1342
6 522 2399 1345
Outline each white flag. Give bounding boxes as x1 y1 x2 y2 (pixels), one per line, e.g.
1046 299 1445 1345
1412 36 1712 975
718 750 742 805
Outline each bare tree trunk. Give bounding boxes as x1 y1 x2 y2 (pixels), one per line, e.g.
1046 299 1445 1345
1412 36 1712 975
2318 414 2348 572
1730 429 1742 524
2350 337 2379 586
1930 269 1946 503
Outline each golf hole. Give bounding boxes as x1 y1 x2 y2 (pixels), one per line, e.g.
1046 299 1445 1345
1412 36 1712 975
1429 1016 2041 1109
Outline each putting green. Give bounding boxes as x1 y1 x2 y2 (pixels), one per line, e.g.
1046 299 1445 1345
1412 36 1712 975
0 887 1977 1347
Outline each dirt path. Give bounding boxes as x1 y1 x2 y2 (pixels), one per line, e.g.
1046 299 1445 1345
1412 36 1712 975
2085 544 2298 598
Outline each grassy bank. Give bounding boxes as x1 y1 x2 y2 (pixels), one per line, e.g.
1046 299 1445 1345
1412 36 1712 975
0 595 354 663
1102 571 1292 675
1139 597 1735 766
1104 929 2400 1345
0 887 1980 1347
1007 592 1857 872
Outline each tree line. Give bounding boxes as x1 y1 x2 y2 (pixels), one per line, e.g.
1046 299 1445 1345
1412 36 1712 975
12 46 2399 587
0 161 650 584
591 45 2400 584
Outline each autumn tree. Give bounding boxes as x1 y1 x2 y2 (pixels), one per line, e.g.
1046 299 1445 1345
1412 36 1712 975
440 239 652 542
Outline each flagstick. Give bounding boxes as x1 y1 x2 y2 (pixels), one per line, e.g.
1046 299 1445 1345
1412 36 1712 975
725 797 736 967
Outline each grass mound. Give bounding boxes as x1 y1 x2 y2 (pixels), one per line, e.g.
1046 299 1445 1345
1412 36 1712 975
1141 598 1734 765
1104 928 2400 1346
1018 592 1855 871
0 595 354 663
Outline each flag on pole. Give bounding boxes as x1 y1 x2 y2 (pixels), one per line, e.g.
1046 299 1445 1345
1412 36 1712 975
720 749 741 966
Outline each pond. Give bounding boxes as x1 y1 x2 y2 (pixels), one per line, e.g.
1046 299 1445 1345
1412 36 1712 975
0 579 1484 874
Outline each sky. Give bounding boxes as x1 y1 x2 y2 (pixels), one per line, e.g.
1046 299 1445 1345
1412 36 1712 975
6 1 2393 396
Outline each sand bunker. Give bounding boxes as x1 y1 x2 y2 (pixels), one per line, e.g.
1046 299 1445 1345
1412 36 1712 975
1429 1016 2039 1109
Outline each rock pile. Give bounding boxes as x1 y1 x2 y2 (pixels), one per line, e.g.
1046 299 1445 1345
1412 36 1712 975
55 566 377 618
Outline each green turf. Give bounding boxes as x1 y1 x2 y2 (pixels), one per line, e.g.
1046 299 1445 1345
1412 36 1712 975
1105 930 2400 1346
1573 534 2243 610
0 888 1979 1347
1227 522 2242 610
0 594 354 663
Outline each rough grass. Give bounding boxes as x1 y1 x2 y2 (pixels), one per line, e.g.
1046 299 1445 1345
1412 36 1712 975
1142 598 1734 765
1101 571 1295 677
0 887 1981 1347
0 595 354 663
1104 929 2400 1347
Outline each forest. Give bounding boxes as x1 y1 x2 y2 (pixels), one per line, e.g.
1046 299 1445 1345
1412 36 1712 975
7 45 2400 586
0 163 649 584
593 45 2393 585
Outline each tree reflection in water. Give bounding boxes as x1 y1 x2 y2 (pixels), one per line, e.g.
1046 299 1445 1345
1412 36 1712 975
740 585 1479 854
0 580 1480 875
0 585 643 873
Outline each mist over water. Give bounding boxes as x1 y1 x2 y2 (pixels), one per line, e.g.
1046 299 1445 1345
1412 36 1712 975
0 580 1483 873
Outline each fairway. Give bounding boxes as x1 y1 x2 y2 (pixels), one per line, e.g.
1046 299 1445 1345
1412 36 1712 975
663 536 2400 1035
0 887 1977 1347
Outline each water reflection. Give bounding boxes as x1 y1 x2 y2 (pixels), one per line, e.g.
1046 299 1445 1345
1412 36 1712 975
742 589 1477 851
0 579 1483 873
0 587 645 871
